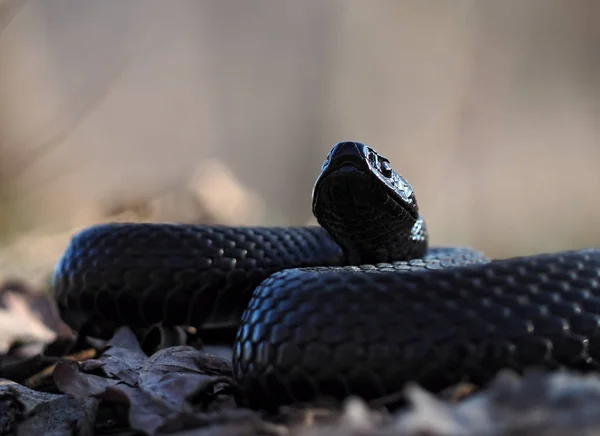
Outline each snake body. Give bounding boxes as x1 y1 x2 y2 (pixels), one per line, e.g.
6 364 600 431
53 142 600 409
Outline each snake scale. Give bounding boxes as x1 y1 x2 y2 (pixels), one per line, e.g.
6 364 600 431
53 141 600 409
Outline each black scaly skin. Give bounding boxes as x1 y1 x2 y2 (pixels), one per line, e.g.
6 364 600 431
53 225 346 337
52 141 600 411
234 250 600 408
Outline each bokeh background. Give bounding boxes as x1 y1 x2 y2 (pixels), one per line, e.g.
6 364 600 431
1 0 600 284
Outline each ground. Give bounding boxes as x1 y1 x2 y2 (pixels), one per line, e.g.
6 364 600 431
2 279 600 435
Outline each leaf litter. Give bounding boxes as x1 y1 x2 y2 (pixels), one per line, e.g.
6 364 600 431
52 328 261 435
4 279 600 434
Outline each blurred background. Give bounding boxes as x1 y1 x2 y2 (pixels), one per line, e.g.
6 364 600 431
1 0 600 285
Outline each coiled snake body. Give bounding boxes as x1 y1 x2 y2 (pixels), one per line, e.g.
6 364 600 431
53 142 600 409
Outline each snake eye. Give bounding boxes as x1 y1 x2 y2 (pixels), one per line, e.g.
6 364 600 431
367 149 377 166
379 159 393 178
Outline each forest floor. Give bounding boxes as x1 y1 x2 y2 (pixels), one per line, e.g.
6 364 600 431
2 272 600 435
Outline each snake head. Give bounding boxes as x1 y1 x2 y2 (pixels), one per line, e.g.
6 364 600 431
313 141 418 219
312 141 426 263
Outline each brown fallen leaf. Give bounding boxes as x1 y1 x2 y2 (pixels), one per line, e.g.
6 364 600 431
140 345 234 406
24 348 96 390
83 327 148 386
0 288 55 353
0 280 72 340
53 327 248 435
0 354 60 385
0 281 78 390
54 360 123 397
0 378 97 435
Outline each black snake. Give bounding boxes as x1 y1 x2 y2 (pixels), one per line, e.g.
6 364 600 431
53 141 600 409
